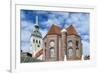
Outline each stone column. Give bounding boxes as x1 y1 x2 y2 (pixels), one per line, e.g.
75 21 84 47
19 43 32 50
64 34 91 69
61 29 67 61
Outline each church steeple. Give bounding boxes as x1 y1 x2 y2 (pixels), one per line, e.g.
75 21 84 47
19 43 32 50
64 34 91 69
29 16 43 59
36 16 38 25
34 16 39 30
31 16 42 38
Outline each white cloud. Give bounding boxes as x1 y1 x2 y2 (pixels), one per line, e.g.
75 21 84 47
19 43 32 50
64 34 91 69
82 40 90 55
40 29 48 38
35 11 49 15
21 20 33 31
21 30 31 42
21 21 34 52
50 12 69 19
21 42 30 52
20 10 26 20
81 34 89 41
40 18 61 29
73 13 89 35
63 13 90 55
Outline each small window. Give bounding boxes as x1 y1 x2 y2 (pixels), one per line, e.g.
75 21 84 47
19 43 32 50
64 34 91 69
76 48 79 50
37 45 40 47
33 39 35 43
36 40 38 43
76 41 78 47
21 50 22 53
39 40 41 44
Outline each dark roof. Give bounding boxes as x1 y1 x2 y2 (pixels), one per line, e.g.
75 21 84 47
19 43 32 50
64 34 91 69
35 49 43 58
31 30 42 38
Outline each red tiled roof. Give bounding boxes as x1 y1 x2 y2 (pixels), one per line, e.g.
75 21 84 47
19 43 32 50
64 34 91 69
44 24 78 39
35 49 43 58
66 25 78 35
47 24 61 35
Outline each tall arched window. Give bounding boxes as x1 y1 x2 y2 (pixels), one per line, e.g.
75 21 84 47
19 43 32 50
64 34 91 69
33 39 35 43
36 40 38 43
50 47 55 58
76 48 80 57
68 48 73 58
39 40 41 44
76 41 79 47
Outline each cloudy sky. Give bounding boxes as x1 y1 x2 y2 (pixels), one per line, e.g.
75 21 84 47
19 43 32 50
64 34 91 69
20 9 90 56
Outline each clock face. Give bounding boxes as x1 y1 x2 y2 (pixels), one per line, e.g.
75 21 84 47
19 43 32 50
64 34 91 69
50 41 55 47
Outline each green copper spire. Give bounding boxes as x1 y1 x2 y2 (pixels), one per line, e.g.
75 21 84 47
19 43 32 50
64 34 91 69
31 16 42 38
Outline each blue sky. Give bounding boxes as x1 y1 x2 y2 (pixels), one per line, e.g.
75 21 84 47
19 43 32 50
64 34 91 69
20 9 90 56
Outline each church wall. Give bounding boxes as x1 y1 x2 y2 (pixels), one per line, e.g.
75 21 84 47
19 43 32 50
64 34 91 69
43 35 60 61
43 34 82 61
67 35 82 60
59 37 63 61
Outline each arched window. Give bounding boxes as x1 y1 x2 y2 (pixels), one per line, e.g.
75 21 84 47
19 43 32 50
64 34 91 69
76 48 80 57
68 48 73 58
39 40 41 44
76 41 79 47
36 40 38 43
33 39 35 43
37 45 40 47
49 40 55 47
68 40 73 47
50 47 55 58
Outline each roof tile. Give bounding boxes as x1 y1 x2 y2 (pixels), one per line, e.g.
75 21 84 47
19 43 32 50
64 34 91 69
66 25 78 35
47 24 61 35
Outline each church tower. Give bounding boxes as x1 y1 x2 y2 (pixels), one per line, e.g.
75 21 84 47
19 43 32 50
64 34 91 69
29 16 42 59
61 29 67 61
66 25 82 60
43 24 61 61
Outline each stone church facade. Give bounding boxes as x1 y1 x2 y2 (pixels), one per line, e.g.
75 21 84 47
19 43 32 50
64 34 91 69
42 24 82 61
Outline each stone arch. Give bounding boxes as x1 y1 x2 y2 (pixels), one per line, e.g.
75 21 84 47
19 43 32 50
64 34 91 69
49 47 55 58
68 47 73 58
